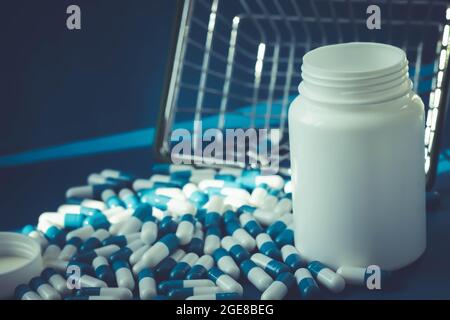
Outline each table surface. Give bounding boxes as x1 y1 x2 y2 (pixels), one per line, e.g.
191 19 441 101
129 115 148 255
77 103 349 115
0 124 449 300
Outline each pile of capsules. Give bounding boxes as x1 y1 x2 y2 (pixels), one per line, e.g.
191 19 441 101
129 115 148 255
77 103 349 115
16 164 386 300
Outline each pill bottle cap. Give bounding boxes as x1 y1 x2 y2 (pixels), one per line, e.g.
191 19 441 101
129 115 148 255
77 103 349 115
0 232 43 299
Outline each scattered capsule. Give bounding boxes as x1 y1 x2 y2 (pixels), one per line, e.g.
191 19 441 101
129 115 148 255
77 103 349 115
118 188 141 209
170 252 199 280
212 248 240 280
221 236 250 263
109 239 145 263
261 272 295 300
140 217 158 245
37 220 65 246
186 222 204 255
66 225 95 242
159 279 216 295
41 268 71 296
154 249 186 280
239 205 280 227
168 286 222 300
159 216 178 236
138 268 157 300
92 256 116 286
186 292 241 300
78 274 108 288
112 260 135 291
134 234 180 272
66 184 114 200
129 244 150 265
140 189 195 216
104 207 133 224
78 287 133 300
101 189 126 208
208 267 243 296
72 244 121 263
15 284 42 300
240 259 273 292
182 183 209 207
58 237 82 260
251 253 290 278
273 196 292 215
80 229 111 252
295 268 320 299
256 233 282 260
43 244 62 261
274 223 294 247
260 190 279 211
21 225 49 250
29 276 61 300
118 204 152 235
281 245 304 270
225 220 256 251
83 211 111 230
39 212 86 230
204 226 221 255
102 233 140 247
186 254 214 280
308 261 345 293
266 214 293 239
336 266 391 287
239 213 263 237
176 213 195 245
249 183 269 207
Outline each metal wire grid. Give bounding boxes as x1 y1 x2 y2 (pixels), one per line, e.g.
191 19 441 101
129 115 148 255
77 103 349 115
157 0 450 184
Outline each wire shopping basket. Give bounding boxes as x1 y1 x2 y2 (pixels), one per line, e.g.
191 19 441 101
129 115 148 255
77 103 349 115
156 0 450 190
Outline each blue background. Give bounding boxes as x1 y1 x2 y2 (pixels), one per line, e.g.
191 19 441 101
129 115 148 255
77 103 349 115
0 0 450 299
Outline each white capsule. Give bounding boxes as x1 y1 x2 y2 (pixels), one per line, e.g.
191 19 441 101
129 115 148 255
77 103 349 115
139 221 157 245
231 228 256 252
139 274 157 300
176 217 195 245
96 244 121 258
255 175 284 190
35 283 61 300
216 254 240 280
130 244 150 265
336 266 370 286
43 244 61 261
221 187 250 201
218 167 243 177
284 180 292 194
21 290 42 300
46 273 71 296
132 179 154 191
114 265 135 291
105 208 133 224
198 179 227 190
193 255 214 270
58 243 79 261
310 262 346 293
135 242 170 271
253 208 283 226
149 174 172 183
182 183 200 198
246 266 273 292
204 233 221 255
26 230 49 250
203 195 224 213
274 198 292 215
260 194 278 210
213 273 243 296
95 288 133 300
118 217 143 235
80 275 108 288
261 278 289 300
109 220 127 235
80 199 107 210
156 187 186 200
223 196 247 211
249 186 268 207
167 199 196 217
66 225 95 241
44 259 69 273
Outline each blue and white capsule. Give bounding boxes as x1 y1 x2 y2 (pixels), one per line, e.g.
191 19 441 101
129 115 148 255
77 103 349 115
212 248 240 280
118 203 152 235
169 252 199 280
140 216 158 245
29 276 61 300
186 292 241 300
159 279 216 295
80 229 111 252
198 179 240 191
239 212 263 237
43 244 62 261
77 287 133 300
251 253 290 278
168 286 222 300
159 216 178 236
59 200 106 213
129 244 150 265
204 226 221 255
182 183 209 207
208 267 243 296
249 183 269 207
225 220 256 251
256 233 282 260
281 245 304 270
101 189 126 208
118 188 141 209
240 259 273 292
186 254 214 280
134 234 180 272
109 239 145 263
138 268 157 300
221 236 249 263
154 249 186 279
237 174 285 190
275 223 294 247
273 196 292 215
92 256 116 286
336 266 391 286
21 225 48 250
261 272 295 300
140 189 195 216
15 284 42 300
88 173 129 188
308 261 345 293
102 232 140 247
66 225 95 242
295 268 320 299
100 169 135 182
37 220 65 246
72 244 120 263
112 260 135 291
66 184 114 200
58 237 83 260
39 212 86 230
176 213 195 245
41 268 71 296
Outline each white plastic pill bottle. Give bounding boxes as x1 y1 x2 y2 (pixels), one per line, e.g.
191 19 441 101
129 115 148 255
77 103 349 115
289 42 426 271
